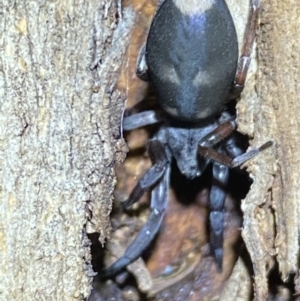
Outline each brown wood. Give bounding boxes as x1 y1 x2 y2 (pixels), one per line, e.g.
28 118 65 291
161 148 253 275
0 1 134 300
237 0 300 299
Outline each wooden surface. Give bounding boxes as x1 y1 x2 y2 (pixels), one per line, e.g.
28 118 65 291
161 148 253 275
239 0 300 299
1 0 296 299
0 1 134 300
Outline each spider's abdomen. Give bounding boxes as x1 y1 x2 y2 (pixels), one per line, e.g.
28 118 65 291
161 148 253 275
146 0 238 122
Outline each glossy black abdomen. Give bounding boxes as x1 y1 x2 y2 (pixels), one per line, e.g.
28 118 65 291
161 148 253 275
146 0 238 122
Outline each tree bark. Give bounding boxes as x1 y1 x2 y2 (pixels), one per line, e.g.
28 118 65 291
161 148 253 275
0 1 134 300
237 0 300 299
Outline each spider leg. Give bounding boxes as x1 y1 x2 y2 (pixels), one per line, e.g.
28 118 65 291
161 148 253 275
198 140 273 168
101 164 170 279
209 162 229 271
135 0 166 81
223 133 244 158
228 0 260 99
198 120 236 148
123 110 162 131
122 139 168 208
197 111 273 166
136 45 149 81
100 140 170 278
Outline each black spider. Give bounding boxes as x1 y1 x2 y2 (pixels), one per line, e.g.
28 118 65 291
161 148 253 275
101 0 271 278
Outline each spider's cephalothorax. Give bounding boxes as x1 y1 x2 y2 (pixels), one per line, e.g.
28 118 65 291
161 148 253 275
102 0 271 278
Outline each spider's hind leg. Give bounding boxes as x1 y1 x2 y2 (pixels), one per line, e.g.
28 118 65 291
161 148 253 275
228 0 260 99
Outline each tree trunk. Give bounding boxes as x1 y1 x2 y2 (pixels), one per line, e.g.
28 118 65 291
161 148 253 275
0 1 134 300
2 0 298 299
238 0 300 299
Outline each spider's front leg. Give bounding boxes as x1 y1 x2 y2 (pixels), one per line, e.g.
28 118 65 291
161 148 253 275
198 139 273 168
197 114 272 168
197 119 272 269
101 140 170 278
209 162 230 271
122 139 169 207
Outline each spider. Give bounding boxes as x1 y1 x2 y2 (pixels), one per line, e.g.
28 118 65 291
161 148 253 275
101 0 272 278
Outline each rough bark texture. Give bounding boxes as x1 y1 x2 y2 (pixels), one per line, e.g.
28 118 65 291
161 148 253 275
2 0 296 299
238 0 300 299
0 1 134 300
